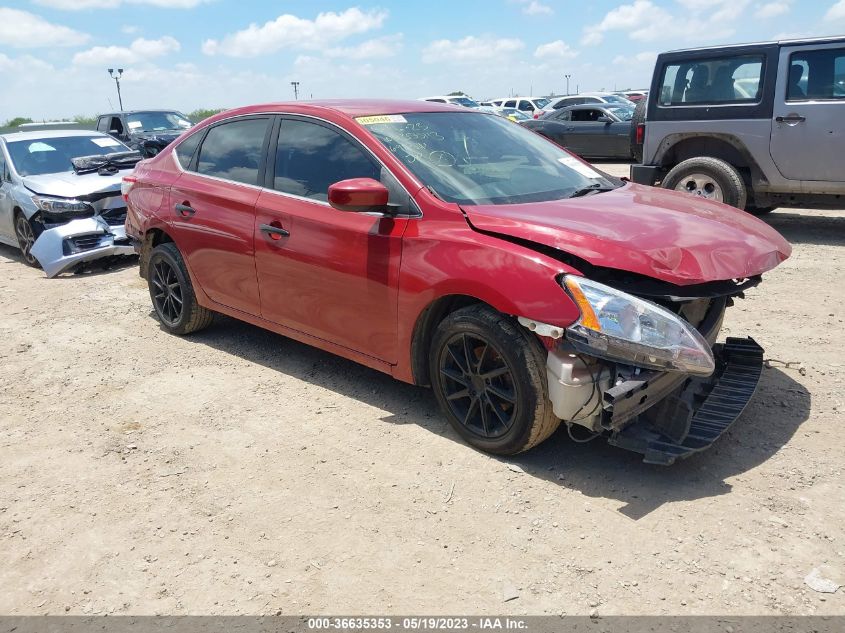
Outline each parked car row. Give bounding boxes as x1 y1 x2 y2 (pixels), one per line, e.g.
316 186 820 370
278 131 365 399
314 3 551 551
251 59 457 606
2 40 812 464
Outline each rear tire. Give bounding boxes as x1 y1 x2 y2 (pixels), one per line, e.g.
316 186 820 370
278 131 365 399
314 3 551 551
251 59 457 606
147 242 213 335
429 305 559 455
662 157 747 209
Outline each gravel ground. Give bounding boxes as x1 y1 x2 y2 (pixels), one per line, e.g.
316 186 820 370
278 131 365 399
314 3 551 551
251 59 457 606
1 164 843 616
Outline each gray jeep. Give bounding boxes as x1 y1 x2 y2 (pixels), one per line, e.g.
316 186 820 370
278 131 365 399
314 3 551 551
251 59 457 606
630 36 845 213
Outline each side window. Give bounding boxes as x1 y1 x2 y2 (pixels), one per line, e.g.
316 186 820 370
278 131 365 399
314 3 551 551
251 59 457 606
274 119 380 202
517 101 534 112
109 116 124 135
571 109 602 122
196 118 269 185
553 110 571 121
96 117 110 133
788 48 845 101
659 55 764 105
174 130 203 169
582 97 600 104
0 153 7 182
428 99 446 103
504 100 517 108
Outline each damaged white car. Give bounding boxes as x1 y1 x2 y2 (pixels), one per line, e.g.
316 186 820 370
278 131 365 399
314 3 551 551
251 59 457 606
0 129 141 277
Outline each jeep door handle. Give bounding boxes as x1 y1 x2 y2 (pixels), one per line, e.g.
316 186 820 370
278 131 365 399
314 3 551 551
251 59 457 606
175 203 195 217
776 115 806 123
259 223 290 239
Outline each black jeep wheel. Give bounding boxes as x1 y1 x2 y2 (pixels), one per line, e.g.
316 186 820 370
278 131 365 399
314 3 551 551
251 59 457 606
147 242 213 335
662 156 747 209
429 305 559 455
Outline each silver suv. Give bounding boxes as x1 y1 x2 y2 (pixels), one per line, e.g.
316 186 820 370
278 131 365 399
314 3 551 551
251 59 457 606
630 36 845 213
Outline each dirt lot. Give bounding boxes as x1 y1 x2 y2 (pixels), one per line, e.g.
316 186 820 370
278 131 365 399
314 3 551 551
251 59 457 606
1 163 844 616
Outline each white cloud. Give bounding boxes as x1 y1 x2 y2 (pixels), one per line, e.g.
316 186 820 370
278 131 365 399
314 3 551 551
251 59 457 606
202 8 388 58
754 1 791 18
523 1 554 15
534 40 578 59
122 25 140 35
612 50 658 66
324 34 404 60
583 0 751 46
34 0 210 9
422 36 524 64
581 0 669 45
0 8 89 48
72 36 180 66
825 0 845 20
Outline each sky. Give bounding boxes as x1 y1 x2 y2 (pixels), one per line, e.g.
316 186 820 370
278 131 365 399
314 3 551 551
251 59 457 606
1 0 844 121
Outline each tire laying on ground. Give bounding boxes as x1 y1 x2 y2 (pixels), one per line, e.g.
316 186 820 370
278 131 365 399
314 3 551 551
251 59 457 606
662 156 747 209
629 100 646 163
147 242 213 335
429 304 560 455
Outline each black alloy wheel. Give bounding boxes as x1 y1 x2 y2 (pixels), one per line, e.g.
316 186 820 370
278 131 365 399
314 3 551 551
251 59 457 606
146 242 213 335
151 258 184 327
438 332 518 439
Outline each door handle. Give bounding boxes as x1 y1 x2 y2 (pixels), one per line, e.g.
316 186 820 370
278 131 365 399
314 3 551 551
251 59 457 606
259 223 290 240
775 115 806 123
175 203 195 217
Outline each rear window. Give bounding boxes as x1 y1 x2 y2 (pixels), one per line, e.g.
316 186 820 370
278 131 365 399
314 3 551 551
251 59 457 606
658 54 764 106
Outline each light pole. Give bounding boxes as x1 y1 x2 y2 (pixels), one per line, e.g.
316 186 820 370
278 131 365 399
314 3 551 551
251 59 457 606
291 81 300 100
108 68 124 111
565 74 571 96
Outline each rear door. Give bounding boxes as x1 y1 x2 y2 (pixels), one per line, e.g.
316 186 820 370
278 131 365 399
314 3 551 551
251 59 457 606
770 42 845 185
254 116 411 363
168 115 272 315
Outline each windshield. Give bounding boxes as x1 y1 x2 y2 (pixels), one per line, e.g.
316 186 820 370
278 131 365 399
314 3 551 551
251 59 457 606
126 111 192 133
7 135 127 176
362 112 615 205
532 98 551 109
449 97 481 108
601 95 632 104
606 106 635 121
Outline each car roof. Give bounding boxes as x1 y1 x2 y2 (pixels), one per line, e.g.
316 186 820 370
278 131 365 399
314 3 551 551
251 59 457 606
99 109 185 116
204 99 469 121
664 35 845 55
0 129 111 142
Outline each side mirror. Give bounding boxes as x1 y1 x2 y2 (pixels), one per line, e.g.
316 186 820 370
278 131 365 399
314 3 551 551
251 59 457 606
328 178 390 212
597 116 612 123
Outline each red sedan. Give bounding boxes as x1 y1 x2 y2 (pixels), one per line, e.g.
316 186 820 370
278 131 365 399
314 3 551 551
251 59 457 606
124 100 790 464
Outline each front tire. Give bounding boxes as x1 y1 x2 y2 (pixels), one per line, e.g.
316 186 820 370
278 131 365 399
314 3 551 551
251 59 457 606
429 305 560 455
14 212 41 267
662 157 747 209
147 242 213 335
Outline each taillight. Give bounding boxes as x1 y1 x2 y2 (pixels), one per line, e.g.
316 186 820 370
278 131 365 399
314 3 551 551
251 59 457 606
534 112 540 119
121 176 137 202
635 123 645 145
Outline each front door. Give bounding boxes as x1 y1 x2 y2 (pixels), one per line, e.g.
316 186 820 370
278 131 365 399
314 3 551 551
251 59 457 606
0 149 14 241
254 117 409 363
770 43 845 184
168 116 272 316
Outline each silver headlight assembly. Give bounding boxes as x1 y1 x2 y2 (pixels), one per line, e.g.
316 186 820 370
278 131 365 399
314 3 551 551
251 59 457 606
562 275 715 376
31 195 93 215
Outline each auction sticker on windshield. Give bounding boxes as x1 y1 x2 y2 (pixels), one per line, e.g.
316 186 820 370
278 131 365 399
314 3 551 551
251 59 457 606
92 138 121 148
356 115 407 125
558 155 602 179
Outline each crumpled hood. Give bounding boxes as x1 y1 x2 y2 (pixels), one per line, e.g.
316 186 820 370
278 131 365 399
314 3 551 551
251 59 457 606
463 183 792 285
131 130 183 144
22 170 123 199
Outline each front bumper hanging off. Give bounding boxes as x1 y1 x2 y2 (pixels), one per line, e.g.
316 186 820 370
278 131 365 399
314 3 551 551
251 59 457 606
30 217 135 278
606 337 764 465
